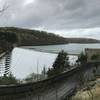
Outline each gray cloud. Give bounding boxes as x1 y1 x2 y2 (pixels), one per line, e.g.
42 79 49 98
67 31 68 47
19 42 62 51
0 0 100 38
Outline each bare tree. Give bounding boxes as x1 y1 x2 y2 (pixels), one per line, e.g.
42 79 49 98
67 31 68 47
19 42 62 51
0 3 9 14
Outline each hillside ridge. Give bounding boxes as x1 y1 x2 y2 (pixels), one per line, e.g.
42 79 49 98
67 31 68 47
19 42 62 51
0 27 99 48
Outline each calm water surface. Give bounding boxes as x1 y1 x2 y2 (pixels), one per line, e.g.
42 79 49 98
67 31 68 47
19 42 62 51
11 43 100 79
25 43 100 54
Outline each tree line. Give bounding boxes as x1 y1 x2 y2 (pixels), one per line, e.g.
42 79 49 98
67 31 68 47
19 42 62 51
0 31 18 53
0 27 68 46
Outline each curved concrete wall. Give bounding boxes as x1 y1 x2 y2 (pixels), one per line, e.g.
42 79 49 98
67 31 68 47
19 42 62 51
0 63 99 100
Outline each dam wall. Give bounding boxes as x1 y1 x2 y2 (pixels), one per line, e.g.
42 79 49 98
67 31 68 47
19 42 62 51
0 63 99 100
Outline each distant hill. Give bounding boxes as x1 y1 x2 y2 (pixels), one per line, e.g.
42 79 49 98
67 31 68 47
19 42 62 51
65 37 100 43
0 27 100 52
0 27 68 46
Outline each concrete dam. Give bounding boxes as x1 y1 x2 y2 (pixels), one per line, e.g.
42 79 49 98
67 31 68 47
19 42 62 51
0 61 99 100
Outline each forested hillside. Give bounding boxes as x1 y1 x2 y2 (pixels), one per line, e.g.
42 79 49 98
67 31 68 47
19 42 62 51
0 27 100 53
0 27 67 46
66 37 100 43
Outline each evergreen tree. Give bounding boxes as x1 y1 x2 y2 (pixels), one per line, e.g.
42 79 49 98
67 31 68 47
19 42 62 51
47 50 70 77
76 52 87 65
91 54 99 69
91 54 99 61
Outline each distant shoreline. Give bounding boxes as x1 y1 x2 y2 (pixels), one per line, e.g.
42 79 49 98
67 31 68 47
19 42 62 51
20 46 79 56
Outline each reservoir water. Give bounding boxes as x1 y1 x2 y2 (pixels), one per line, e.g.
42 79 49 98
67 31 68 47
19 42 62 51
24 43 100 54
10 43 100 79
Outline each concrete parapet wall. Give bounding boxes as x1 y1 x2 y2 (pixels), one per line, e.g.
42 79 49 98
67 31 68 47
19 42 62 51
0 63 99 100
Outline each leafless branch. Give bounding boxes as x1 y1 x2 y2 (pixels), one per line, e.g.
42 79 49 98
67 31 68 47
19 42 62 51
0 4 9 13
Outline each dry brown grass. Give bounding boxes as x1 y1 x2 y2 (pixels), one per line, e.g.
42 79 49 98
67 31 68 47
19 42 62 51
72 78 100 100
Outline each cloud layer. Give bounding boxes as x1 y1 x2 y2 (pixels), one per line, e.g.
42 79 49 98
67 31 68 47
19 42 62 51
0 0 100 39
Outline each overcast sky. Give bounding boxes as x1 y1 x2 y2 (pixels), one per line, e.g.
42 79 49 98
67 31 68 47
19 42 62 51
0 0 100 39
